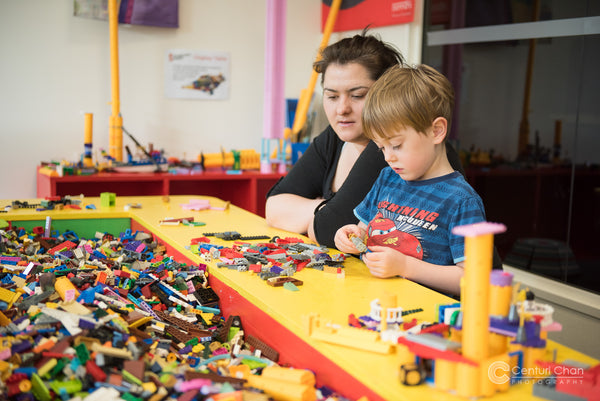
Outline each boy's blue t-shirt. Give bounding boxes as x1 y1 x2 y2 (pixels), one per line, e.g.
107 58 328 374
354 168 486 265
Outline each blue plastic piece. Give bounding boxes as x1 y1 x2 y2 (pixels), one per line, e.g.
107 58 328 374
62 230 79 242
127 293 141 307
77 288 96 304
14 366 37 377
92 250 106 259
120 228 132 238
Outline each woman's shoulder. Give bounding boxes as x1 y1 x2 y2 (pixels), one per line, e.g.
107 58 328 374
307 125 344 163
353 141 388 171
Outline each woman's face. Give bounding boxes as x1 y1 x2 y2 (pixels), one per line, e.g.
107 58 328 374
322 62 375 144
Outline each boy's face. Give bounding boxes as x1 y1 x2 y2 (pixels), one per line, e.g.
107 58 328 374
322 62 375 145
372 126 439 181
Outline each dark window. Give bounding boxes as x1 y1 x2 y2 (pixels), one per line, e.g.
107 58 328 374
423 0 600 293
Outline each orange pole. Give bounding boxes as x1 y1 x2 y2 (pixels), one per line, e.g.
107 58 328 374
289 0 342 140
108 0 123 161
517 0 540 158
83 113 94 167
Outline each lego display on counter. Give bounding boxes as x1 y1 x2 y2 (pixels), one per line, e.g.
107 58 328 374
199 149 261 172
459 118 570 171
305 221 596 399
0 222 362 400
2 197 85 214
38 110 265 179
110 126 169 174
38 145 264 179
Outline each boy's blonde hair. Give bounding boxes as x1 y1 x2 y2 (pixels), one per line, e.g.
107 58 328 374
362 64 454 140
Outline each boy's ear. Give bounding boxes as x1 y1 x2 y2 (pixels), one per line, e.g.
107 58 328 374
431 117 448 144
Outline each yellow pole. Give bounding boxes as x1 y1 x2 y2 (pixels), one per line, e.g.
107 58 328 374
462 233 494 360
453 222 506 397
289 0 342 140
83 113 94 167
108 0 123 162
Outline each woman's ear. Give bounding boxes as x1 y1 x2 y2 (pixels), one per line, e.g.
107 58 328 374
431 117 448 144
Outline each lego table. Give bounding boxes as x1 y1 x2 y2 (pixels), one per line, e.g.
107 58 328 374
2 195 597 401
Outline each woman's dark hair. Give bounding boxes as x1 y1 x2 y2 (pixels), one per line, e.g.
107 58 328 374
313 28 405 84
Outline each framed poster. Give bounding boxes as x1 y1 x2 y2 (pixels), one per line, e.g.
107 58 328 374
321 0 415 32
164 50 230 100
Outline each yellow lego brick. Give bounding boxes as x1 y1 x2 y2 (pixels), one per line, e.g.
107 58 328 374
122 266 140 279
141 381 157 394
0 360 12 374
192 343 205 353
12 276 26 288
129 316 154 329
201 312 214 322
0 287 21 309
0 311 11 327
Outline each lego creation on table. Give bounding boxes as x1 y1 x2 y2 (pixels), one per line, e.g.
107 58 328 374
1 195 597 401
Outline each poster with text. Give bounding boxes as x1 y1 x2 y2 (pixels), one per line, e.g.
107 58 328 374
321 0 415 32
165 50 230 100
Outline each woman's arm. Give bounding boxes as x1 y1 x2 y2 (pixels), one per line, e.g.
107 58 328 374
313 142 388 247
265 127 336 235
265 194 324 234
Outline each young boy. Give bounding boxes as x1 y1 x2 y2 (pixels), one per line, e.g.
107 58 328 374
334 64 486 296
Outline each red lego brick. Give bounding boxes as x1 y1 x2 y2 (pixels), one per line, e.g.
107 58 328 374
48 240 77 255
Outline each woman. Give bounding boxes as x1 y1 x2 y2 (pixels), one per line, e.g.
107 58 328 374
266 30 464 248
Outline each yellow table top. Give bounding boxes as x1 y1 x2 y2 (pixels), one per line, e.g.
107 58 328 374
2 195 597 401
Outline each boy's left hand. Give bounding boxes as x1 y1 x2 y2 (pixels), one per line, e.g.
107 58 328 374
334 224 364 254
362 245 407 278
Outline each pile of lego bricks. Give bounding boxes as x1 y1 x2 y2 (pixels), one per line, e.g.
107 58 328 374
0 224 355 401
190 233 348 287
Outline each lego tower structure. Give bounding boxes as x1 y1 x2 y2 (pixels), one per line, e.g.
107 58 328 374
453 222 507 397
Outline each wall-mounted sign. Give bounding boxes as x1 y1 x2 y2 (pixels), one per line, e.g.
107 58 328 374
321 0 415 32
164 50 230 100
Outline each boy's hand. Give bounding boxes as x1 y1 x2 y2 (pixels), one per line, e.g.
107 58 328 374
334 224 364 254
362 245 407 278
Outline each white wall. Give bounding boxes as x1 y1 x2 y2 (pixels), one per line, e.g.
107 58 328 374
0 0 424 199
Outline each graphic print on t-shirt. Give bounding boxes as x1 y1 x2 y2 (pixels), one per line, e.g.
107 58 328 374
366 212 424 260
